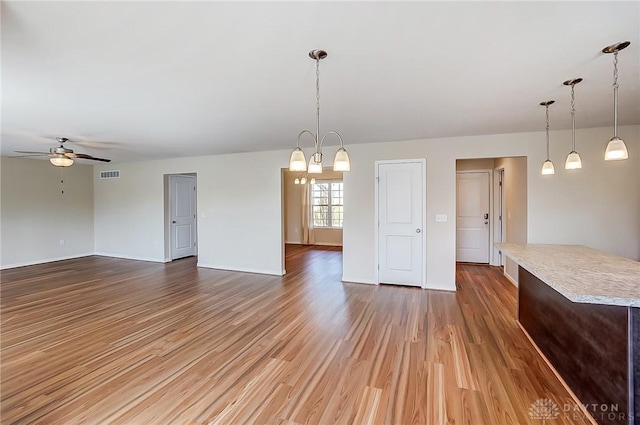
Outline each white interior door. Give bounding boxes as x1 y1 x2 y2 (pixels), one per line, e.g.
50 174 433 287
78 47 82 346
170 175 197 260
377 160 424 287
456 171 490 263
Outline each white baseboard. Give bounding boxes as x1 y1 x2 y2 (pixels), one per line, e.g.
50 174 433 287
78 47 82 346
94 252 169 263
341 276 377 285
503 271 519 287
197 263 284 276
0 252 95 270
423 285 457 292
285 242 343 247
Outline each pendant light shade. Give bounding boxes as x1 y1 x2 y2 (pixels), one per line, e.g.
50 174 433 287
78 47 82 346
564 151 582 170
541 160 555 175
308 158 323 174
540 100 555 175
310 177 316 184
294 177 300 184
50 155 74 167
289 147 307 171
603 41 631 161
563 78 583 170
300 177 307 184
289 49 351 174
333 147 351 172
605 137 629 160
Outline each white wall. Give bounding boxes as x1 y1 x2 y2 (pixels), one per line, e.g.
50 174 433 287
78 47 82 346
89 125 638 290
283 169 343 246
93 151 285 275
0 157 94 268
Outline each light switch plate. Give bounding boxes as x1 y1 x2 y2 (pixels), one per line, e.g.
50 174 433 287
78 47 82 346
435 214 448 222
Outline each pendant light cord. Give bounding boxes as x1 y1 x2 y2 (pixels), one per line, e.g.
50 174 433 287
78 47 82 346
315 58 321 154
545 105 550 159
613 51 619 138
570 84 576 151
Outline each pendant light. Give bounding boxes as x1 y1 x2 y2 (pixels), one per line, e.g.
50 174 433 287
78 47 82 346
603 41 631 161
540 100 556 175
563 78 583 170
288 50 351 173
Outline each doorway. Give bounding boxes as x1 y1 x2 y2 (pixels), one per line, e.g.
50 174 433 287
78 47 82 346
166 174 197 261
282 168 344 275
455 157 527 269
375 159 426 288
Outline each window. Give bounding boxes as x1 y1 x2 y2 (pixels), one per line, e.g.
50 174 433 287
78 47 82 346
311 181 343 228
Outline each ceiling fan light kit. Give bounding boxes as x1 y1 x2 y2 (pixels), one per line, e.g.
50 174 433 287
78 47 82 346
288 49 351 174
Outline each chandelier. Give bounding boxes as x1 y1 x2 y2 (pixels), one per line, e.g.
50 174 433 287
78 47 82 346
289 49 351 173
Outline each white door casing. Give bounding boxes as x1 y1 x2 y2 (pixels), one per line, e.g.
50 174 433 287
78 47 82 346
170 175 197 260
376 160 425 287
493 168 505 266
456 171 490 263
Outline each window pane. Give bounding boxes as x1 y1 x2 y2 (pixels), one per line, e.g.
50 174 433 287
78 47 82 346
331 206 343 227
331 182 343 205
312 183 329 205
313 205 329 227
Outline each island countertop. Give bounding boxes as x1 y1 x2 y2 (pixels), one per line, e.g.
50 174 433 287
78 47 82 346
495 243 640 307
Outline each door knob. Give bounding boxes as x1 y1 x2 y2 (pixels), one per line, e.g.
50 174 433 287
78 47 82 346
416 229 421 233
484 221 489 224
172 220 177 224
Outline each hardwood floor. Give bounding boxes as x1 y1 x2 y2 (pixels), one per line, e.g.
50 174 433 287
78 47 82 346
1 246 593 424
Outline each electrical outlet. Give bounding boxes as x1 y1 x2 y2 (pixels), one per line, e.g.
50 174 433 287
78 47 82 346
59 239 65 246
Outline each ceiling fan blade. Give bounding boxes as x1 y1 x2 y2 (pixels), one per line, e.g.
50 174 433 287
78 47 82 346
72 153 111 162
15 150 51 155
10 154 49 158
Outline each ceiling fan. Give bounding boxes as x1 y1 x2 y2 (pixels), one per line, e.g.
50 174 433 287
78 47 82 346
14 137 111 167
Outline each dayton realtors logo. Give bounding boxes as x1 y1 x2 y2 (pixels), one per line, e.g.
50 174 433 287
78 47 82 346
529 398 559 424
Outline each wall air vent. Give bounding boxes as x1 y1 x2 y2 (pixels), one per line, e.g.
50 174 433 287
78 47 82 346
100 170 120 179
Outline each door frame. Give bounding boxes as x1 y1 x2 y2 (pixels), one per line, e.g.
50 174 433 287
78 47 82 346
455 169 493 265
492 167 505 266
164 173 198 262
374 158 427 288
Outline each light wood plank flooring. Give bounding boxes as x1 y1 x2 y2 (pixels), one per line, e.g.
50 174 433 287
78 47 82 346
1 245 592 424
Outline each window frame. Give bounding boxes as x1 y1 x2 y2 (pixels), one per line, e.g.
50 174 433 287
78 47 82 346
310 179 343 229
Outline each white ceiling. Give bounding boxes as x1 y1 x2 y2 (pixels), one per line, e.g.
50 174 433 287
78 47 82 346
2 1 639 163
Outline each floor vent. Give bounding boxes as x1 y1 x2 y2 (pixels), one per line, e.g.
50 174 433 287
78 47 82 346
100 170 120 179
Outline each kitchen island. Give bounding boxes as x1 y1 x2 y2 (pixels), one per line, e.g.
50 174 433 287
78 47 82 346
496 243 640 425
